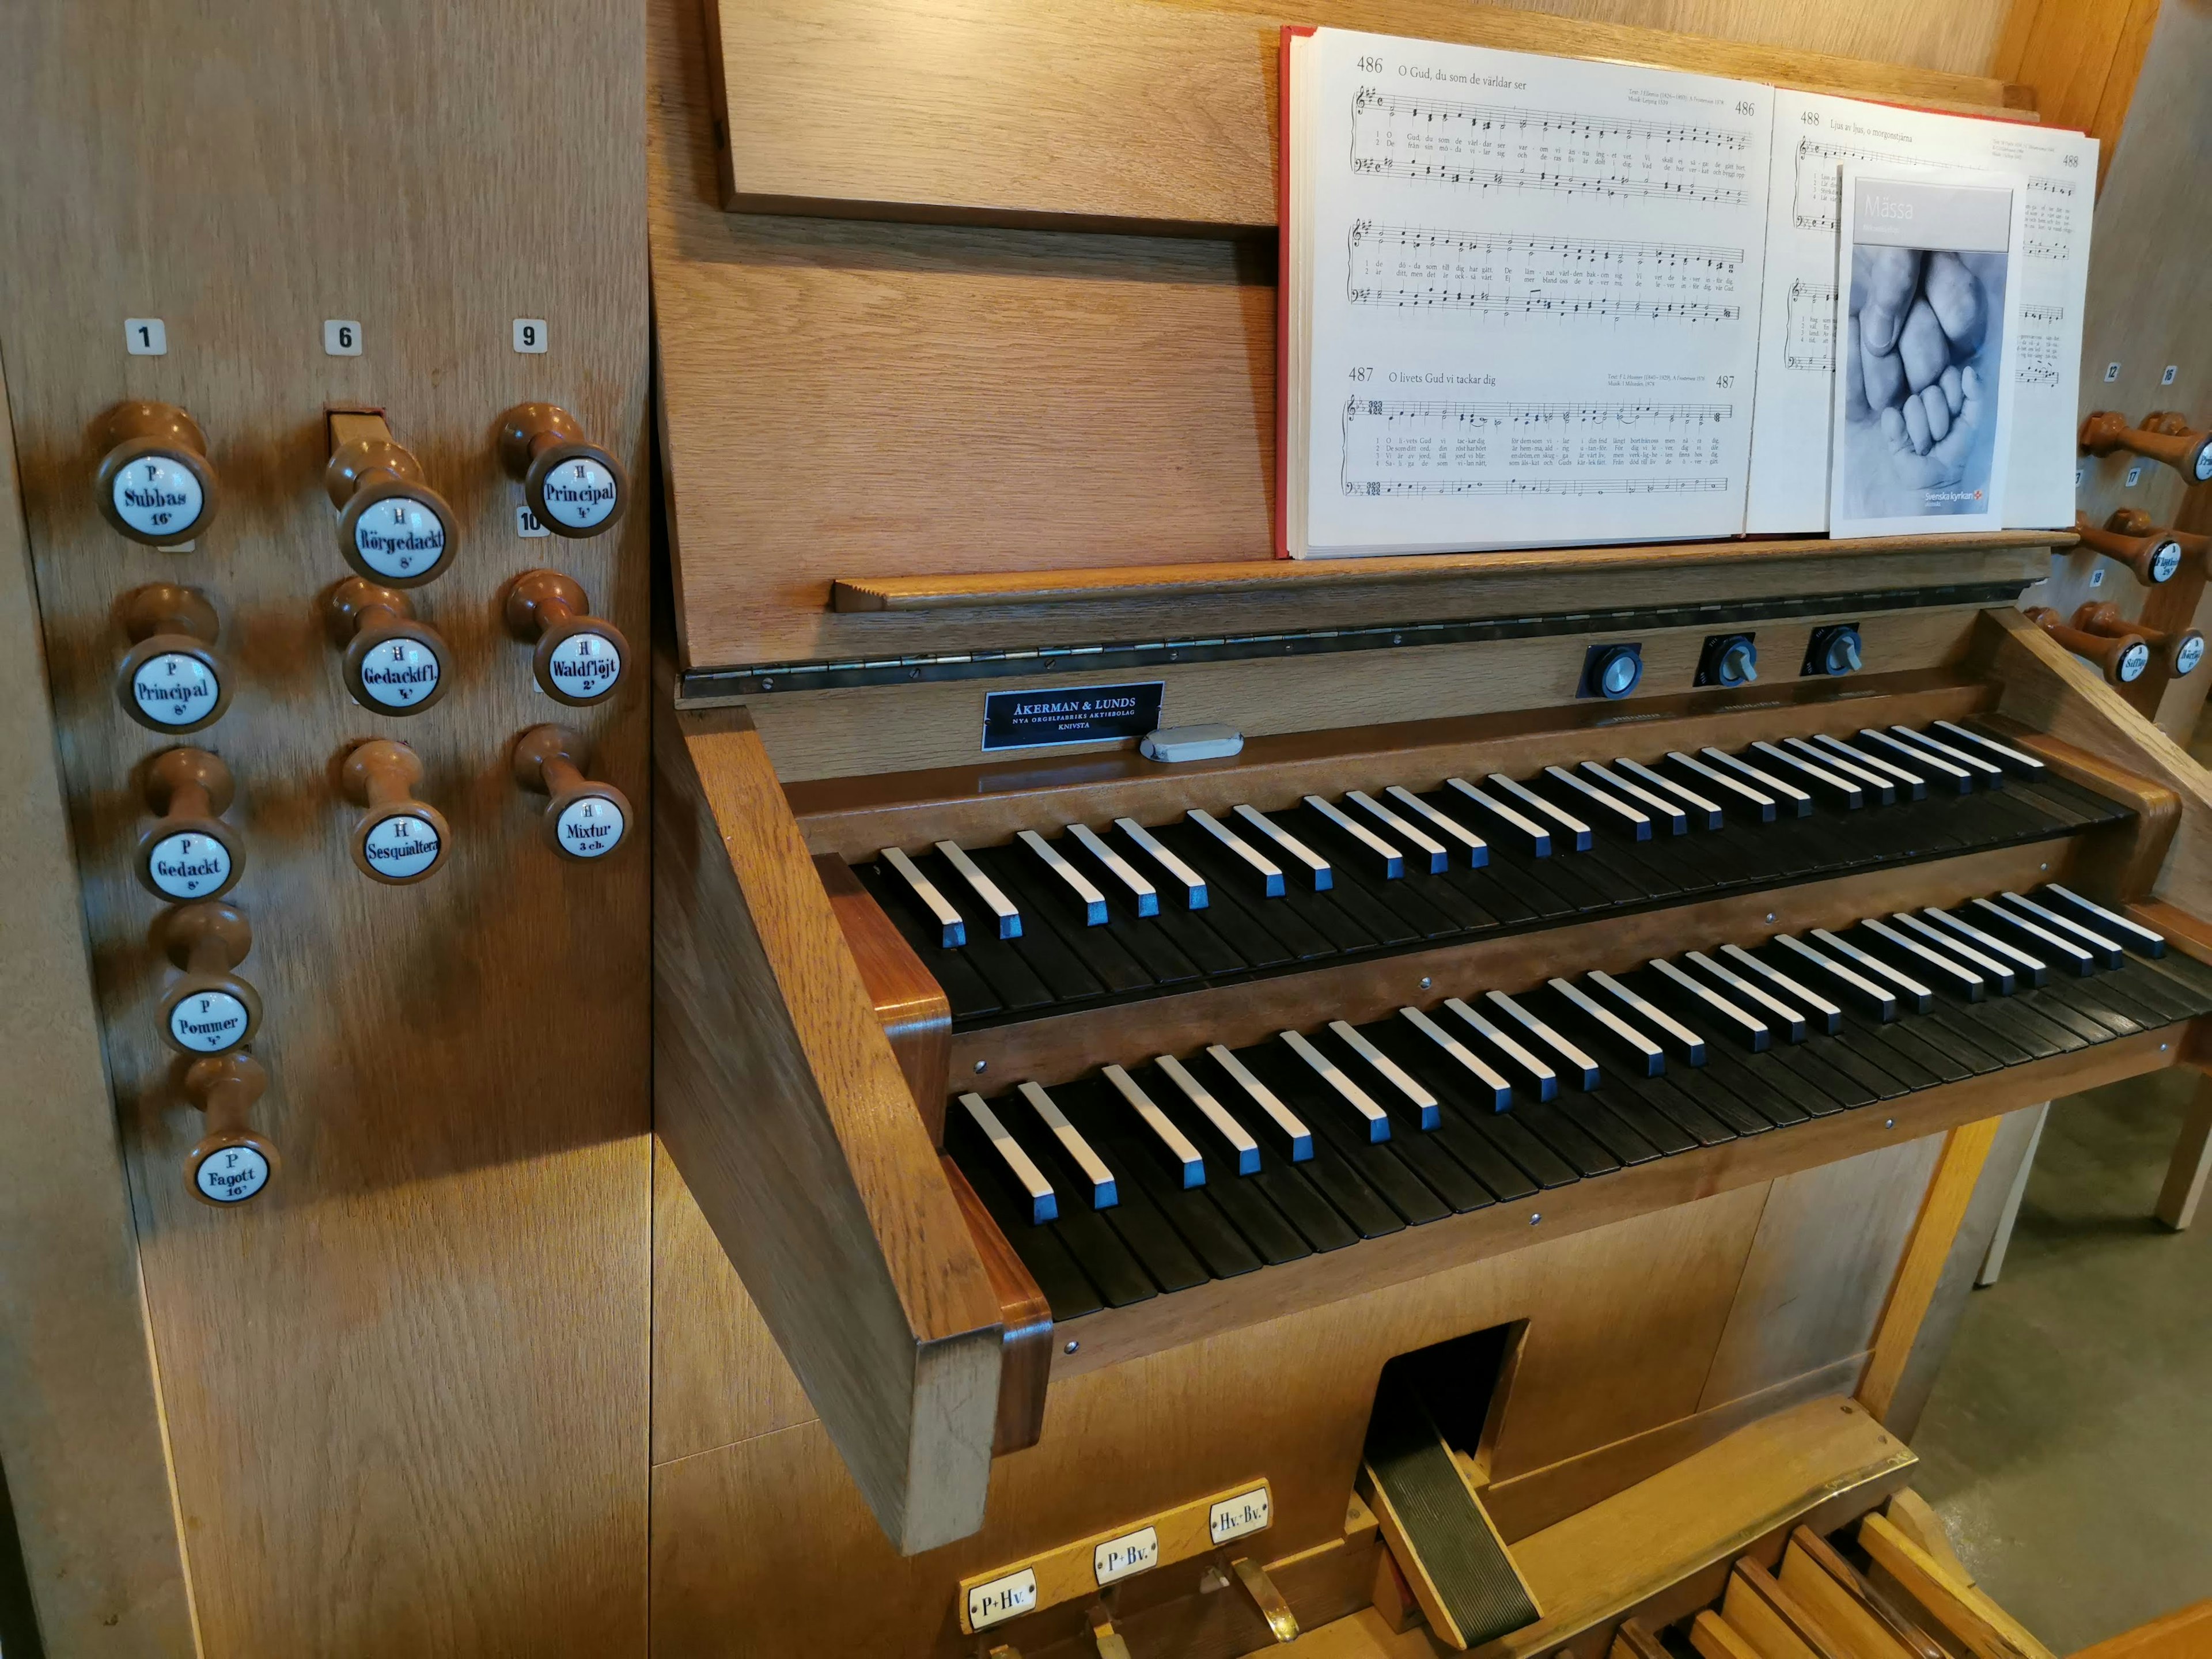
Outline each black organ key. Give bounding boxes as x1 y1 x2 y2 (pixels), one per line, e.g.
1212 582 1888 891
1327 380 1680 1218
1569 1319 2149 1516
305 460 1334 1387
1115 818 1207 909
968 847 1120 998
1069 823 1158 916
947 1109 1102 1319
1018 830 1107 926
937 840 1021 938
1374 1014 1571 1192
1328 1031 1499 1213
880 844 964 947
1252 1043 1447 1225
1038 1080 1207 1294
2042 884 2167 957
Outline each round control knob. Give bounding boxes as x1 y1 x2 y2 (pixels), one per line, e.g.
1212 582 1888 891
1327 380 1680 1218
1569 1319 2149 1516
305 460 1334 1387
503 569 628 706
325 426 458 585
94 402 219 546
2025 605 2150 688
513 724 630 861
1812 626 1863 676
2075 513 2184 586
1714 636 1759 687
2079 410 2212 486
183 1052 278 1207
340 738 449 884
2073 601 2206 679
2107 509 2212 572
116 584 231 733
498 403 629 537
153 899 260 1056
137 747 244 900
1588 644 1642 699
324 577 451 715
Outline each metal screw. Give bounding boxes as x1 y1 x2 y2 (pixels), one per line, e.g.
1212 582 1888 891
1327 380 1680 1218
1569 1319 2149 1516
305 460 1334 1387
2040 863 2048 872
1766 912 1775 923
2162 1043 2170 1052
1529 1213 1541 1225
1884 1118 1896 1129
1419 976 1433 990
974 1060 987 1073
760 677 775 690
1064 1339 1080 1355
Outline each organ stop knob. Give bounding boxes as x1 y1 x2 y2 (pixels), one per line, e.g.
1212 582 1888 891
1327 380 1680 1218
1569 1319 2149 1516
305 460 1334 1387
503 569 628 705
2025 605 2150 688
513 724 631 861
324 412 459 584
498 403 630 536
2107 507 2211 571
2079 410 2212 485
138 747 245 900
341 738 450 884
2074 513 2183 586
183 1052 278 1206
117 583 232 733
2073 601 2205 677
154 899 261 1056
94 400 219 545
324 576 452 714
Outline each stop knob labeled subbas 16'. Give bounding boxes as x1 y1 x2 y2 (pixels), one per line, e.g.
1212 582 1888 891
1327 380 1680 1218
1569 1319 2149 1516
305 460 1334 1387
138 747 245 900
2074 512 2183 586
154 899 262 1056
513 724 630 861
505 569 628 705
183 1052 278 1207
117 583 232 733
2079 409 2212 485
324 576 451 714
498 403 629 537
340 738 449 884
2024 605 2151 688
324 411 459 585
94 400 219 545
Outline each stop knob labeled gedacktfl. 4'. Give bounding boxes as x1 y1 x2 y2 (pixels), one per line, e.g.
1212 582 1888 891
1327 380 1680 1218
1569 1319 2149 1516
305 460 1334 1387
137 747 245 901
498 403 629 537
324 411 459 585
154 899 262 1056
513 724 631 861
116 583 232 733
505 569 629 706
94 400 219 546
183 1052 279 1207
324 576 452 715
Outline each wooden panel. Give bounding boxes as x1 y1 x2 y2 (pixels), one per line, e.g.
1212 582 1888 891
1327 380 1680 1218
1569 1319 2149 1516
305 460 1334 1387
1700 1139 1945 1410
2069 1598 2212 1659
0 350 196 1654
1858 1512 2060 1659
1994 0 2160 181
707 0 2022 232
0 1 654 1650
1856 1118 2002 1425
654 700 1002 1552
818 853 952 1138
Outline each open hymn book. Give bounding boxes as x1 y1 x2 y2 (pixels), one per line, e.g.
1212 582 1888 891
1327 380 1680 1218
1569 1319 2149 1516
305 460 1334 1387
1277 26 2094 559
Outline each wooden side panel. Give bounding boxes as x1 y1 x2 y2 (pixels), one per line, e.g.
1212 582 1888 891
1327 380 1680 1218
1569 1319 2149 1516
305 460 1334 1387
0 2 654 1651
0 349 196 1654
653 701 1002 1552
1993 0 2160 180
1857 1119 2003 1425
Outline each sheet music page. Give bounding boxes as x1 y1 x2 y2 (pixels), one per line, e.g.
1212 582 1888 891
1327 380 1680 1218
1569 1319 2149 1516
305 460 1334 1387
1745 91 2094 532
1291 29 1772 556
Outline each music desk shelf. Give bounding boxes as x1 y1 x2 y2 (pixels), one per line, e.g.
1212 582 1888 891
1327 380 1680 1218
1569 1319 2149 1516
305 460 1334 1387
830 531 2076 613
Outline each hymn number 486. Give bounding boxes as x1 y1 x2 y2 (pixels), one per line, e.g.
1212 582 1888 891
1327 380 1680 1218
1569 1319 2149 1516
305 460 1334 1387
1358 55 1382 71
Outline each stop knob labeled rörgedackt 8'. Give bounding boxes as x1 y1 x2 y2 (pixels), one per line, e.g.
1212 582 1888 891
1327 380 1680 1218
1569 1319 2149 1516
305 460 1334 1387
498 403 629 537
325 412 459 585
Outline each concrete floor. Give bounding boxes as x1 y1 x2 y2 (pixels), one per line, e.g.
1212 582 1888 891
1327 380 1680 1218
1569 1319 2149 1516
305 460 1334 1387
1910 1065 2212 1652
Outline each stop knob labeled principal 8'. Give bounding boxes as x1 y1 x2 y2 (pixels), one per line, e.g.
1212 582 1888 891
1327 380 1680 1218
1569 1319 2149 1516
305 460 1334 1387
116 583 232 733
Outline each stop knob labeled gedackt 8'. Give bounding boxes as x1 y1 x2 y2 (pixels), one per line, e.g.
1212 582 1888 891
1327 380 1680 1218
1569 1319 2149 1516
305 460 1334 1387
137 747 245 900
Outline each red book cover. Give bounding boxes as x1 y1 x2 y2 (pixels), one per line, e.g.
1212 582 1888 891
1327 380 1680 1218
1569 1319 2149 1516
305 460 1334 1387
1274 25 1315 560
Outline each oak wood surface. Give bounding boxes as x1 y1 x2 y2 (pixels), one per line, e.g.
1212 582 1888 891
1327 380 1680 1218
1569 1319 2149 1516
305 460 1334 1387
1725 1561 1847 1659
1994 0 2161 185
0 343 196 1656
707 0 2026 233
2067 1598 2212 1659
943 1156 1055 1456
0 2 655 1650
654 698 1002 1552
2152 1070 2212 1230
1780 1530 1944 1659
819 851 953 1138
1857 1512 2057 1659
1855 1118 2002 1425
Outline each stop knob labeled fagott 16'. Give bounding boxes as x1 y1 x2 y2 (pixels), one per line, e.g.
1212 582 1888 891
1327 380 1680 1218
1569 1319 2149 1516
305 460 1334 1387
183 1052 278 1207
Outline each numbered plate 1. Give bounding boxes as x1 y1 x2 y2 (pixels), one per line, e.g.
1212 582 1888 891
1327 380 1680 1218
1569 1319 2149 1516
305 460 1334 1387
955 1479 1272 1635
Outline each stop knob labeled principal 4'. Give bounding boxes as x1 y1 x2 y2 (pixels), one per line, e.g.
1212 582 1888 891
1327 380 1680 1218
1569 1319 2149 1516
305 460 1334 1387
183 1052 278 1207
324 576 451 714
154 899 262 1056
340 738 450 884
513 724 630 861
324 411 459 585
498 403 630 537
505 569 628 705
138 747 245 900
117 582 232 732
94 400 219 546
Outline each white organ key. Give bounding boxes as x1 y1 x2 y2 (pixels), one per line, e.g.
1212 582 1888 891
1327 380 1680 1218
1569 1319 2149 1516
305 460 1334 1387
1281 1031 1389 1141
2043 883 2167 956
1154 1055 1260 1175
1235 805 1332 891
1665 749 1773 821
1490 772 1593 851
1347 789 1449 873
1924 907 2048 986
1862 916 1984 999
1717 944 1840 1033
1811 927 1934 1012
1895 912 2015 994
1934 720 2046 774
1617 757 1722 829
881 845 965 948
1700 747 1810 815
960 1092 1055 1224
1116 817 1208 908
1188 808 1284 898
1774 933 1899 1019
1017 1080 1117 1207
1891 725 2001 783
1588 969 1707 1062
1329 1020 1438 1129
1018 830 1107 926
1813 733 1924 800
1580 760 1686 834
1752 741 1862 808
1444 997 1557 1099
1787 736 1893 804
1971 897 2095 972
1544 764 1650 840
1399 1006 1512 1110
1205 1045 1313 1160
1484 991 1601 1090
1999 892 2124 968
935 840 1021 938
1070 822 1159 916
1446 777 1551 855
1103 1064 1205 1186
1685 949 1807 1040
1550 978 1663 1075
1384 785 1487 866
1650 958 1770 1051
1304 794 1403 879
1859 727 1969 792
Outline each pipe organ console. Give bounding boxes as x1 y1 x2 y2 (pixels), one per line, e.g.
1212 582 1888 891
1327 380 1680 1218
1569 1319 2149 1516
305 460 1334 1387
7 1 2212 1657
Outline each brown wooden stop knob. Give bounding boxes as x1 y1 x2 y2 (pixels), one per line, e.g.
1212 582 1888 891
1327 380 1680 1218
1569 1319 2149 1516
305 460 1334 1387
498 403 628 537
117 583 232 733
324 411 458 585
324 577 452 715
2078 410 2212 485
94 401 219 545
2073 601 2206 677
339 739 450 885
503 569 628 706
2073 513 2183 586
154 899 261 1056
513 725 630 861
183 1053 278 1206
2024 605 2152 688
137 747 245 901
2108 508 2212 569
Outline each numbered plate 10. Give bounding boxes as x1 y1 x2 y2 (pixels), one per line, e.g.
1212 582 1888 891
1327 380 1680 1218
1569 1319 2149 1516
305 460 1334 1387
957 1480 1272 1635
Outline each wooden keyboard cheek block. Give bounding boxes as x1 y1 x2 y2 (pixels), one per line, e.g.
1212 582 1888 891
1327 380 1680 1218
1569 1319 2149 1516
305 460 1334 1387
653 702 1009 1554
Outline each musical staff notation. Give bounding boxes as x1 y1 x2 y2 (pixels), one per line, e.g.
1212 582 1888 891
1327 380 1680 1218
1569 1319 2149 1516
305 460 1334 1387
1784 279 1837 372
1344 397 1735 428
2020 303 2066 326
1789 138 1920 230
1347 221 1744 321
1342 475 1733 498
1349 290 1743 322
1351 87 1750 150
2026 175 2077 198
2015 333 2061 389
1349 222 1744 270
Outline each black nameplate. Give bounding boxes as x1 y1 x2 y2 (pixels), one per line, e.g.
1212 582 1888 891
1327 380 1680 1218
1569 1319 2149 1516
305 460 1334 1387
982 682 1164 752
